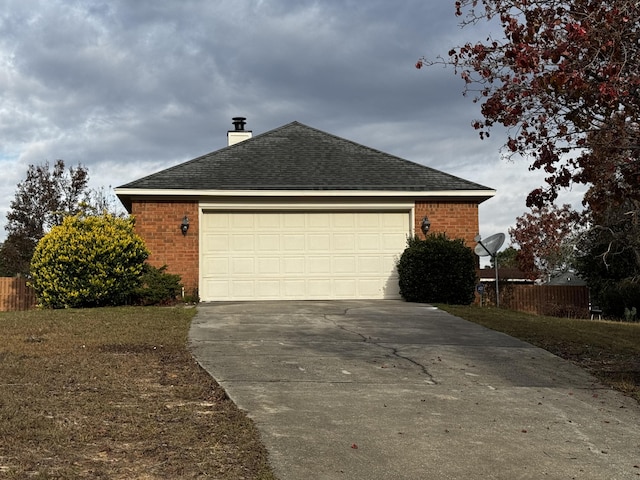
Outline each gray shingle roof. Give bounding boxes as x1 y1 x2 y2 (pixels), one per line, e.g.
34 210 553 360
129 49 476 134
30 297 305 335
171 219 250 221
118 121 493 192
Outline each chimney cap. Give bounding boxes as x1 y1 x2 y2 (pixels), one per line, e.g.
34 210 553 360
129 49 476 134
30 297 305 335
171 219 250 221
231 117 247 131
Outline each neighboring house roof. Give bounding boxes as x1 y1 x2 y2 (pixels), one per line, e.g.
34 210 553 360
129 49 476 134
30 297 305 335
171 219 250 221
116 121 495 210
546 271 587 286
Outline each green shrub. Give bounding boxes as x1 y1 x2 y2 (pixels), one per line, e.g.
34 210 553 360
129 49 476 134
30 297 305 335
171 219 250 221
131 264 183 305
397 234 477 304
30 214 149 308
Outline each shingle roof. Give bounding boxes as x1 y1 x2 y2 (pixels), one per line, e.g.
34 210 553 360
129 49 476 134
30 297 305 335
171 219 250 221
118 121 493 192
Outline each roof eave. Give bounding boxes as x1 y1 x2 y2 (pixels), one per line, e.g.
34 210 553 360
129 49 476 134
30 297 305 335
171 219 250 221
115 188 496 213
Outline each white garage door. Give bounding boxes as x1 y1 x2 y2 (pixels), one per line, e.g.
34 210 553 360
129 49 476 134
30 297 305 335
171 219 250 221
200 211 410 301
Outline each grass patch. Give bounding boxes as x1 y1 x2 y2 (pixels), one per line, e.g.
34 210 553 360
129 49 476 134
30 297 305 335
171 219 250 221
0 307 276 479
438 305 640 403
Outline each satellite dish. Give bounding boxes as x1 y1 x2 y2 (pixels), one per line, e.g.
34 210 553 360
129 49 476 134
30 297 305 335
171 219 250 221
474 233 505 257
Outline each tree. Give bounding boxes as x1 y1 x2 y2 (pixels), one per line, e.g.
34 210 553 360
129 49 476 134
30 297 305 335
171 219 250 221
0 160 89 276
509 204 583 280
575 200 640 314
417 1 640 212
30 214 149 308
81 185 127 218
491 246 519 269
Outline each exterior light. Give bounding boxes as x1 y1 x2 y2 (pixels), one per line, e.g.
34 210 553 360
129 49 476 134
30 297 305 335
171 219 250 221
180 216 189 236
420 215 431 236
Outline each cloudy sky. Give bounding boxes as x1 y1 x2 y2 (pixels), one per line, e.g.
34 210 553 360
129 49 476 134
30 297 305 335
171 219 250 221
0 0 584 251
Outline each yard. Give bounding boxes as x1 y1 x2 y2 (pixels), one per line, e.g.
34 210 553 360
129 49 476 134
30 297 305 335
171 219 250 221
0 307 276 479
2 304 640 479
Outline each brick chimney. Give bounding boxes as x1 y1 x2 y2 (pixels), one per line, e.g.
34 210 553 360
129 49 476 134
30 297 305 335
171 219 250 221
227 117 252 146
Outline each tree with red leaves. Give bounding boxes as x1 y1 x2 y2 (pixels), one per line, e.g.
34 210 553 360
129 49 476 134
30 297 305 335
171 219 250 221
509 204 583 281
417 0 640 213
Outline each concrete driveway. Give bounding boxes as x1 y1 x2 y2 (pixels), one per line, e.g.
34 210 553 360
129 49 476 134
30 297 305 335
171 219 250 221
189 300 640 480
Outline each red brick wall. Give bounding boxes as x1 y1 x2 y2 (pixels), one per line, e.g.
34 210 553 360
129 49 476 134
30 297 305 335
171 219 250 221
414 201 479 248
131 200 199 296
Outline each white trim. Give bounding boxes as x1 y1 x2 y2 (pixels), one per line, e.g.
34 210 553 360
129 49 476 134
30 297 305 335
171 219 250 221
199 200 416 211
115 188 496 199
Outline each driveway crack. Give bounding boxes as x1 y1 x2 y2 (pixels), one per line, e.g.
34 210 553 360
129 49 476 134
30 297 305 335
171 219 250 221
331 318 437 385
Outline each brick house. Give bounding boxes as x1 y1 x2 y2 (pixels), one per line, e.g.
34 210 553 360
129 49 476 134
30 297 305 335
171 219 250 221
115 119 495 301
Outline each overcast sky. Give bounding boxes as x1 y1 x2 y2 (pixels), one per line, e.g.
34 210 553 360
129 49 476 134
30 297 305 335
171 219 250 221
0 0 584 253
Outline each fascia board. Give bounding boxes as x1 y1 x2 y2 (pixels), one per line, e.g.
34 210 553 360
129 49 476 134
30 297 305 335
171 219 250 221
114 188 496 199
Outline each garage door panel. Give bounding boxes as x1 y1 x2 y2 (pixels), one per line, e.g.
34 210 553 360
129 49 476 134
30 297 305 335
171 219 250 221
233 235 255 251
257 257 280 274
283 234 305 251
283 257 305 274
333 213 356 229
283 213 306 228
203 235 229 250
333 257 357 274
333 233 356 250
257 213 281 228
382 233 406 249
308 213 331 228
202 257 229 276
334 279 357 297
283 280 306 297
201 211 409 301
358 278 384 296
204 279 229 297
231 281 255 298
256 280 280 297
231 257 255 274
257 234 279 251
358 233 380 250
358 256 381 273
230 214 255 229
308 256 331 274
308 279 332 297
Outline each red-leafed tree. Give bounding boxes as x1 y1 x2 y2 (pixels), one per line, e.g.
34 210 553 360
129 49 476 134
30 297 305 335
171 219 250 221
417 1 640 213
509 204 583 281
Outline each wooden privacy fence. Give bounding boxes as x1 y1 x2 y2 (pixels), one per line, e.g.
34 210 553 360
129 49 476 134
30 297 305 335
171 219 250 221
477 284 590 318
0 277 36 311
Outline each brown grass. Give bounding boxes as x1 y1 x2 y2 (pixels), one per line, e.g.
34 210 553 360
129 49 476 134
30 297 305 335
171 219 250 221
438 305 640 403
0 307 276 479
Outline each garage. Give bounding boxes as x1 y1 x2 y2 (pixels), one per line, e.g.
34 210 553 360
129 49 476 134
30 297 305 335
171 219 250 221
200 210 411 301
116 120 495 299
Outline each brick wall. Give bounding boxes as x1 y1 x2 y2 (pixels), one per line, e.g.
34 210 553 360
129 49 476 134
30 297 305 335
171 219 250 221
414 201 479 247
131 200 199 296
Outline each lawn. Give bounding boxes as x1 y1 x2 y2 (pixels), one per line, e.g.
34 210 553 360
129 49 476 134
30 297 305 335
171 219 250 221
438 305 640 403
0 307 276 479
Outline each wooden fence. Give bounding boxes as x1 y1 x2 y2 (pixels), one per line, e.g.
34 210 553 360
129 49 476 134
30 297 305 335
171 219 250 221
0 277 36 311
477 283 590 318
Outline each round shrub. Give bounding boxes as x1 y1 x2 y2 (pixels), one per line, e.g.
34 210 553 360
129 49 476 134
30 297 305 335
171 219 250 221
30 214 149 308
397 234 477 304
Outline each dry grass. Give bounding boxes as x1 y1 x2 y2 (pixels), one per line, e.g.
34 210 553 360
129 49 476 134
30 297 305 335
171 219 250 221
0 307 276 479
438 305 640 403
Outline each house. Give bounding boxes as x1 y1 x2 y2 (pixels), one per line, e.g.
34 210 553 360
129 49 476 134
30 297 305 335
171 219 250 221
115 118 495 301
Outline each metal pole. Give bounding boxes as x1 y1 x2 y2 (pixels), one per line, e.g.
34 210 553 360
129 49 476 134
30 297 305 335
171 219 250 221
494 254 500 308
